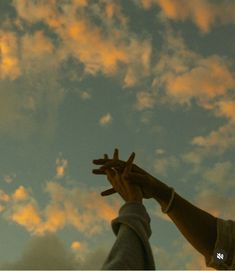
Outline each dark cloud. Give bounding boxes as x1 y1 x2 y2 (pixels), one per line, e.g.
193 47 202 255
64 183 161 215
0 234 108 270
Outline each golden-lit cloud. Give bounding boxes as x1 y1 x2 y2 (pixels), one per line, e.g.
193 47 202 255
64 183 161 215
139 0 235 32
0 31 21 80
99 113 113 126
0 190 10 202
155 30 235 105
55 157 68 178
1 182 120 236
10 203 42 232
135 91 156 111
8 0 152 85
12 185 29 201
164 55 235 104
217 100 235 121
71 241 82 250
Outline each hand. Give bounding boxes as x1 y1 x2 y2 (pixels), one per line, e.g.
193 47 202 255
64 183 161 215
93 149 161 199
94 150 143 202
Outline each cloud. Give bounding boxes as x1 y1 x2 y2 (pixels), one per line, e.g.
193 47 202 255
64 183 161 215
0 233 109 270
135 91 156 111
138 0 235 33
55 156 68 178
0 190 10 202
152 28 235 159
71 241 82 250
10 202 42 232
80 91 92 100
1 182 120 236
152 238 211 270
12 186 29 201
0 31 21 80
3 174 16 184
203 161 235 190
153 155 179 177
192 121 235 153
154 28 235 106
0 1 152 139
99 113 113 126
10 0 152 83
216 100 235 122
0 234 78 270
192 159 235 219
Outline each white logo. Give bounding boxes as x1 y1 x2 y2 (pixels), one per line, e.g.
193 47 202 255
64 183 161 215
216 253 224 260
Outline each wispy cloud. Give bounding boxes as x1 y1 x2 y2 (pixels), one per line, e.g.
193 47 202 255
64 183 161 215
80 91 92 100
99 113 113 126
135 91 156 111
55 156 68 179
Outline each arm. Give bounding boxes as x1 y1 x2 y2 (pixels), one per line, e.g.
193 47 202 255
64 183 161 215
93 152 217 261
101 202 155 270
153 182 217 259
95 151 155 270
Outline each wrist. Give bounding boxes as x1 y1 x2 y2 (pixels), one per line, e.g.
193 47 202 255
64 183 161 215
126 198 143 203
153 183 172 207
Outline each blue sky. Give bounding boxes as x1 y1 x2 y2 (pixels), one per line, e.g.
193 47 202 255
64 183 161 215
0 0 235 269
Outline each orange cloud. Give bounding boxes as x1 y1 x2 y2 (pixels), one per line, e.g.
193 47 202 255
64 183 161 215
22 31 54 59
55 157 68 178
71 241 82 250
12 186 29 201
0 182 120 235
10 203 41 232
217 100 235 122
65 19 128 75
99 113 112 126
155 0 235 32
10 0 152 85
164 56 235 104
0 31 21 79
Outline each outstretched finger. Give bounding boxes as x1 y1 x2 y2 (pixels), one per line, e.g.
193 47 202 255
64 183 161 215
123 152 135 176
101 188 116 196
92 169 106 175
113 148 119 160
93 159 109 165
100 160 125 169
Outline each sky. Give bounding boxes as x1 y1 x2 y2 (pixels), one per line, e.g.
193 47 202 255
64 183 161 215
0 0 235 269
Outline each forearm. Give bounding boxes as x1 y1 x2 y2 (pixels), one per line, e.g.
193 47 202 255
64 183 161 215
102 202 155 270
101 224 146 270
153 183 217 259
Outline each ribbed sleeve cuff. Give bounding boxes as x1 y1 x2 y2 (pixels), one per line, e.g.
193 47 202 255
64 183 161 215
111 202 152 241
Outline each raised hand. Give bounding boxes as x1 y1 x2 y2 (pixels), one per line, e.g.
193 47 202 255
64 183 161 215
101 152 143 202
93 149 163 199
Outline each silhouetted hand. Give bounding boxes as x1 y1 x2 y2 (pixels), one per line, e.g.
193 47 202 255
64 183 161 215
98 151 143 202
93 149 161 199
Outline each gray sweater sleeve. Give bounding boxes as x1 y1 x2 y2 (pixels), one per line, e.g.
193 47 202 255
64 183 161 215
101 202 156 270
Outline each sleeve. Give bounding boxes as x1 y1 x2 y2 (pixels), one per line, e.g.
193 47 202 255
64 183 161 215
205 218 235 270
101 202 156 270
